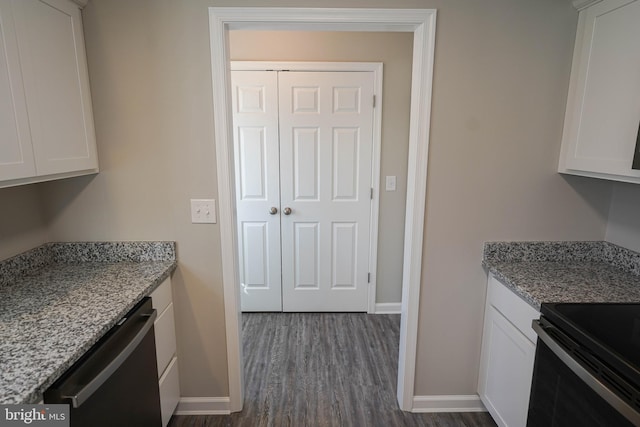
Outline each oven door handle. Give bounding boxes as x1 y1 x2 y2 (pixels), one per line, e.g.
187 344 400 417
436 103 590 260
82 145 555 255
532 319 640 426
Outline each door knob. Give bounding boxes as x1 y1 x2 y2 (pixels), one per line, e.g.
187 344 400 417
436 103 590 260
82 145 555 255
269 207 278 215
283 207 292 215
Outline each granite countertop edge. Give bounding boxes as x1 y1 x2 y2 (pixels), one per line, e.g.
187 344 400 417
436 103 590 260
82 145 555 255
482 260 541 309
482 241 640 311
0 242 177 404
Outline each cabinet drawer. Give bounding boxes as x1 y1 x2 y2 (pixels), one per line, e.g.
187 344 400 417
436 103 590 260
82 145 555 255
151 277 172 314
488 275 539 343
154 302 177 377
159 356 180 427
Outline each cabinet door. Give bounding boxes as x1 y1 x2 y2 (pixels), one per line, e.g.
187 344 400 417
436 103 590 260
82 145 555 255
560 0 640 178
12 0 97 176
0 0 35 181
478 305 536 427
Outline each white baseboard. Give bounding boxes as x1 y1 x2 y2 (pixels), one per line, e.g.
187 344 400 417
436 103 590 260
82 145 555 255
175 397 231 415
374 302 401 314
412 395 487 413
174 395 485 415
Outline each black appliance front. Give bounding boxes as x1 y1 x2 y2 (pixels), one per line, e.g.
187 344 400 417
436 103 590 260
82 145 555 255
528 337 635 427
44 297 162 427
528 303 640 427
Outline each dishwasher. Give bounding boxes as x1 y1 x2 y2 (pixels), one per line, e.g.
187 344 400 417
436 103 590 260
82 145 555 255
44 297 162 427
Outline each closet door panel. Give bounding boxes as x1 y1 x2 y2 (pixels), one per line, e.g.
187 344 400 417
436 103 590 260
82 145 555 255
231 70 282 312
279 71 374 312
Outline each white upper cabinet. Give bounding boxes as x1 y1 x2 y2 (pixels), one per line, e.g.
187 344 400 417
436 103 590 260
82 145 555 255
0 0 97 187
0 0 35 181
558 0 640 183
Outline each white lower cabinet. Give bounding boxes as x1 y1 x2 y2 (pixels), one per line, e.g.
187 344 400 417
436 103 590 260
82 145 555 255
159 356 180 427
151 277 180 427
478 275 540 427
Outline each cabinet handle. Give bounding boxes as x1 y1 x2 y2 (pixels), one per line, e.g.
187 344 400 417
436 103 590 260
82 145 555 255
283 207 292 215
269 207 278 215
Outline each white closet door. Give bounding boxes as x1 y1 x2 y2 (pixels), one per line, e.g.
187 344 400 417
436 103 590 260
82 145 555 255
231 71 282 311
279 71 374 312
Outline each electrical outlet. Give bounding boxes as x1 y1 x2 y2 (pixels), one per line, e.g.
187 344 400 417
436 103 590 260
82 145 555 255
385 176 397 191
191 199 216 223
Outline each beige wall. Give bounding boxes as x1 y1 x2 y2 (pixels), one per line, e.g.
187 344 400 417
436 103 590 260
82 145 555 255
32 0 613 401
605 183 640 252
414 0 613 393
229 31 413 303
41 0 229 397
0 186 49 260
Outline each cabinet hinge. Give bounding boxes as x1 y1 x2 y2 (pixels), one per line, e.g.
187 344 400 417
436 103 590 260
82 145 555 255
368 273 371 283
373 95 376 108
370 188 374 200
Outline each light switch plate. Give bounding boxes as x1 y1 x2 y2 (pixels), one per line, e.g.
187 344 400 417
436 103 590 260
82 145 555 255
385 176 397 191
191 199 216 223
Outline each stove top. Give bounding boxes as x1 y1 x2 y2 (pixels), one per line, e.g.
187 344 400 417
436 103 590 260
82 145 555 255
541 303 640 387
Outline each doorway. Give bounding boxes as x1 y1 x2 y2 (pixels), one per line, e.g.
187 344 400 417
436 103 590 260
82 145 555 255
231 62 382 313
209 7 437 412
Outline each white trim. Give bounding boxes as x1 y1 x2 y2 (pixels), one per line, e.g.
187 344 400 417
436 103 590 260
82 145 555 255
231 60 383 315
175 397 231 415
368 64 383 315
375 302 402 314
571 0 604 10
396 9 437 411
209 7 437 413
231 61 381 73
213 7 429 32
209 10 245 413
412 395 487 413
69 0 88 8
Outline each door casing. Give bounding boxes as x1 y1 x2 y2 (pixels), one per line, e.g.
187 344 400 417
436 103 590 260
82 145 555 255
209 7 437 412
232 61 383 314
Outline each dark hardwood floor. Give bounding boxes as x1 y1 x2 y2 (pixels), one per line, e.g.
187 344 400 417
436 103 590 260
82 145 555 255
168 313 497 427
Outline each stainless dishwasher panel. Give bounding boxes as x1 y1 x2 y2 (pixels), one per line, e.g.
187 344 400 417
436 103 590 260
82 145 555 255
44 297 162 427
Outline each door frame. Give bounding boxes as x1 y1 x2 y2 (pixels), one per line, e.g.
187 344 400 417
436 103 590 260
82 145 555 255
231 61 383 314
209 7 437 412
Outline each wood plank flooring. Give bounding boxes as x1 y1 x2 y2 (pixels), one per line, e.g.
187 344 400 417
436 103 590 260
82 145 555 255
168 313 497 427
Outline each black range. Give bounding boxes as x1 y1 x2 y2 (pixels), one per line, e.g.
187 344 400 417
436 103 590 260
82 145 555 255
528 303 640 426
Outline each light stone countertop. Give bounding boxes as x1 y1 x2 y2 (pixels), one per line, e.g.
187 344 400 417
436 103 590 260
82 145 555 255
0 242 177 404
482 241 640 310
